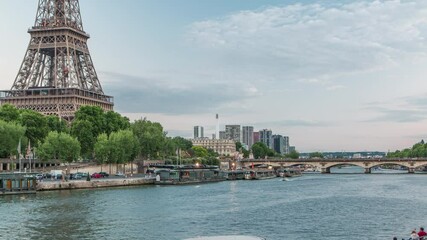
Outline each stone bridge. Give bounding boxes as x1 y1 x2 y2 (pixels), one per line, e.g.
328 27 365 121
238 158 427 173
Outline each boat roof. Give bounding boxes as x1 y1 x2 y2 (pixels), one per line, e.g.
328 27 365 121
150 164 219 170
184 236 265 240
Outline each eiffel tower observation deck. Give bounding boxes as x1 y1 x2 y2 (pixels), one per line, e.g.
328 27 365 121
0 0 114 121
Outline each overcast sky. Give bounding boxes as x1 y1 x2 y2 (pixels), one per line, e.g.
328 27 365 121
1 0 427 152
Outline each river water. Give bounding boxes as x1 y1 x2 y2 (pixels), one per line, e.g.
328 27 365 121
1 168 426 240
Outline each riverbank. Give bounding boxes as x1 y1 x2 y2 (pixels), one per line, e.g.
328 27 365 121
36 177 155 191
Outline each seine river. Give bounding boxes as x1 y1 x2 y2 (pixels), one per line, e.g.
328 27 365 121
1 168 426 240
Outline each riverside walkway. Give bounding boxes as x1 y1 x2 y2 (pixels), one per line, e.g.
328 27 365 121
238 158 427 173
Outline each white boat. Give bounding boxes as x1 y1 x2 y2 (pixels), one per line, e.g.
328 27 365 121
185 236 265 240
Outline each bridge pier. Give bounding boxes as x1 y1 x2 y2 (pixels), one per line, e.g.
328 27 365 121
321 168 330 174
364 168 371 174
408 168 415 174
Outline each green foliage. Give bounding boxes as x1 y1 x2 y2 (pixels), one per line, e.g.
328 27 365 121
0 104 20 122
309 152 324 159
387 140 427 158
286 150 300 159
109 130 139 164
37 131 80 163
131 118 166 159
103 111 130 136
236 142 243 151
71 106 131 159
74 106 105 136
191 146 209 158
172 136 193 150
94 133 111 165
18 110 48 147
71 120 95 159
251 142 271 159
46 115 68 133
0 120 26 158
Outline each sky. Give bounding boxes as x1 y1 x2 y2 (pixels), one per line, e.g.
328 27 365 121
1 0 427 152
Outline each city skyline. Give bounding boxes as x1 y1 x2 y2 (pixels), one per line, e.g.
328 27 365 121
2 1 427 152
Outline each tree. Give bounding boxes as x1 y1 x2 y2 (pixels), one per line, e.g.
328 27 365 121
251 142 270 159
191 146 208 158
309 152 324 159
109 130 139 174
131 118 166 159
46 115 68 133
94 133 111 172
37 131 80 163
242 148 250 158
236 142 243 151
0 120 26 158
287 150 300 159
74 106 105 136
172 136 193 151
0 104 20 122
103 111 130 136
18 110 48 146
71 120 96 159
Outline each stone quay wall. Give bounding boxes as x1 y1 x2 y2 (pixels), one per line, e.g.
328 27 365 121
37 177 155 191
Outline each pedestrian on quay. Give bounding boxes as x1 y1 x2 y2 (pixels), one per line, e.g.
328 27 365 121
419 227 427 239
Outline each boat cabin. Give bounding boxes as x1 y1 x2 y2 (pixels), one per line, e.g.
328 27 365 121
152 165 224 184
0 173 37 195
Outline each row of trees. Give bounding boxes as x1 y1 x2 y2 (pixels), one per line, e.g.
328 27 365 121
387 140 427 158
0 104 198 170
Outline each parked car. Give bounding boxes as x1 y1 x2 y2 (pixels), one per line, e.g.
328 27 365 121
70 173 82 180
77 172 88 178
35 174 43 180
115 172 125 177
99 172 109 178
91 173 102 178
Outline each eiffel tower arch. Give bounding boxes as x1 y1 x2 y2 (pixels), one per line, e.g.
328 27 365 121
0 0 114 121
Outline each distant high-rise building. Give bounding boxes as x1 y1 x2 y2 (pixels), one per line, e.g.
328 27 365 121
219 131 226 140
215 114 220 140
193 126 204 139
253 132 260 144
283 136 290 154
260 129 273 149
225 125 241 142
242 126 254 149
289 146 296 153
273 135 287 154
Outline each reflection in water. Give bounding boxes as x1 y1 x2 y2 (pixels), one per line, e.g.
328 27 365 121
1 175 427 239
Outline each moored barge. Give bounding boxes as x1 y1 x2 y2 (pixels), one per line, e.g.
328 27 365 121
221 170 245 180
153 165 225 185
0 173 37 195
244 168 277 180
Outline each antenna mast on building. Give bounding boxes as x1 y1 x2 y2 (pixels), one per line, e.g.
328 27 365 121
216 113 220 140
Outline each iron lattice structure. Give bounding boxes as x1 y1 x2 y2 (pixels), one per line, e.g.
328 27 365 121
0 0 113 121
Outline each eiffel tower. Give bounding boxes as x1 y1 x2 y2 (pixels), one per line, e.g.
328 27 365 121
0 0 113 121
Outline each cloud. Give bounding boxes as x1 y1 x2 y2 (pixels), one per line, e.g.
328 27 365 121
252 119 330 128
188 1 427 87
326 85 346 91
100 71 257 114
364 94 427 123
